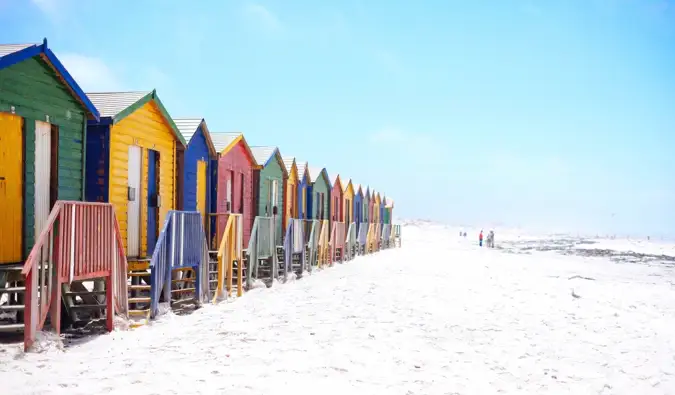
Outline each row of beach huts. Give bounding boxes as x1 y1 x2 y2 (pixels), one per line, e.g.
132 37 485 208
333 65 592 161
0 39 401 351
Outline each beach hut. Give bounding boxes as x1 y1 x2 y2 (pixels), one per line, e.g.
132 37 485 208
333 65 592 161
343 179 355 225
282 156 298 232
0 40 100 264
385 198 394 224
353 184 363 226
363 186 371 224
373 191 381 224
368 188 376 224
307 167 330 221
380 195 387 224
329 173 343 224
85 90 185 259
211 132 259 247
174 118 217 230
296 160 310 219
250 146 287 246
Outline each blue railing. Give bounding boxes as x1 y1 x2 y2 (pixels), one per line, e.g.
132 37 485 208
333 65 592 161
282 219 305 278
357 222 368 247
149 211 209 318
345 222 357 260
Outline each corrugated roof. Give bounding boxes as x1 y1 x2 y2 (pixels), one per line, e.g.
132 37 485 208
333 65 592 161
342 178 352 192
0 43 35 57
173 118 202 143
211 132 242 153
282 156 296 174
308 167 326 183
296 161 308 180
328 173 340 186
249 146 276 167
87 91 150 118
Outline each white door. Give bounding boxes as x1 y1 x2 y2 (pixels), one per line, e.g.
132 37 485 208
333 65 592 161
34 121 51 240
127 145 142 257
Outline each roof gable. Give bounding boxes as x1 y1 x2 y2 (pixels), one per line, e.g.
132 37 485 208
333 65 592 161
87 90 186 147
354 184 363 197
282 156 298 179
250 146 288 177
296 161 309 183
329 173 342 191
343 179 354 195
212 132 260 167
0 39 100 120
308 166 330 186
174 118 217 157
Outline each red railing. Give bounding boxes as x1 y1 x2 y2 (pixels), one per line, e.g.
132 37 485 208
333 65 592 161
331 222 346 263
21 201 128 352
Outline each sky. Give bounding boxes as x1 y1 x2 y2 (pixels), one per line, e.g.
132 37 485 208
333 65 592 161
1 0 674 237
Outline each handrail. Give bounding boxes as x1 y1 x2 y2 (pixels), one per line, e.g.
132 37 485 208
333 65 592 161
330 222 345 264
149 211 208 318
302 219 320 272
282 219 305 278
345 222 357 261
317 220 330 268
215 213 243 300
246 216 275 288
22 201 128 352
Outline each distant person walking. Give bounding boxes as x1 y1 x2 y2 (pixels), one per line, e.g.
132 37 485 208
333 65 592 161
479 230 484 247
487 229 495 248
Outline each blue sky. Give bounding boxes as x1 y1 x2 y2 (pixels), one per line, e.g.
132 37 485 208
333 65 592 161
1 0 674 237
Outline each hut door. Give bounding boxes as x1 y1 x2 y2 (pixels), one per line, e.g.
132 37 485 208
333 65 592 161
196 160 207 228
0 113 23 264
127 145 142 257
147 149 160 255
34 121 52 242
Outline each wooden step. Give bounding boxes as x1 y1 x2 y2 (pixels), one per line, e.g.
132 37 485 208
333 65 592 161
128 260 150 271
69 304 104 310
171 278 195 284
129 297 150 304
171 288 196 294
0 286 25 293
128 271 150 277
0 323 25 332
0 304 24 311
64 290 107 296
129 309 150 317
129 284 151 291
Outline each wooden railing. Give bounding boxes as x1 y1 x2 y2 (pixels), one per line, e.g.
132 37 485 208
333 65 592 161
21 201 128 352
282 219 304 279
345 222 357 261
246 216 275 288
215 213 243 300
330 222 345 264
366 223 376 254
382 224 392 249
393 224 402 247
207 212 230 250
301 219 320 272
149 211 208 318
317 220 330 268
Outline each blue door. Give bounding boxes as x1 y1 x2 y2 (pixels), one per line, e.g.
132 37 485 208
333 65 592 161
147 149 159 255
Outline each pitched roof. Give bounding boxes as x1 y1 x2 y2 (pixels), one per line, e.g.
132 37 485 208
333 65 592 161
386 198 395 208
296 160 309 182
86 90 185 146
308 166 328 184
210 132 260 166
211 132 242 153
0 39 99 120
87 91 149 118
174 118 217 157
0 43 33 57
249 146 288 177
282 156 297 175
353 184 362 195
249 146 276 167
329 173 340 186
343 178 353 193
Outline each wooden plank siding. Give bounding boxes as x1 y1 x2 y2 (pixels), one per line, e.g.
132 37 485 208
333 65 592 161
0 55 88 259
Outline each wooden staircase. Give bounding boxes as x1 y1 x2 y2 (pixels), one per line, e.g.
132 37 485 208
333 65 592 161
0 264 26 334
126 259 152 326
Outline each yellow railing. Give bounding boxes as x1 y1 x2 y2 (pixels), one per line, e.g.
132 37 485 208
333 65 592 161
366 223 376 253
317 219 331 268
214 213 243 302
